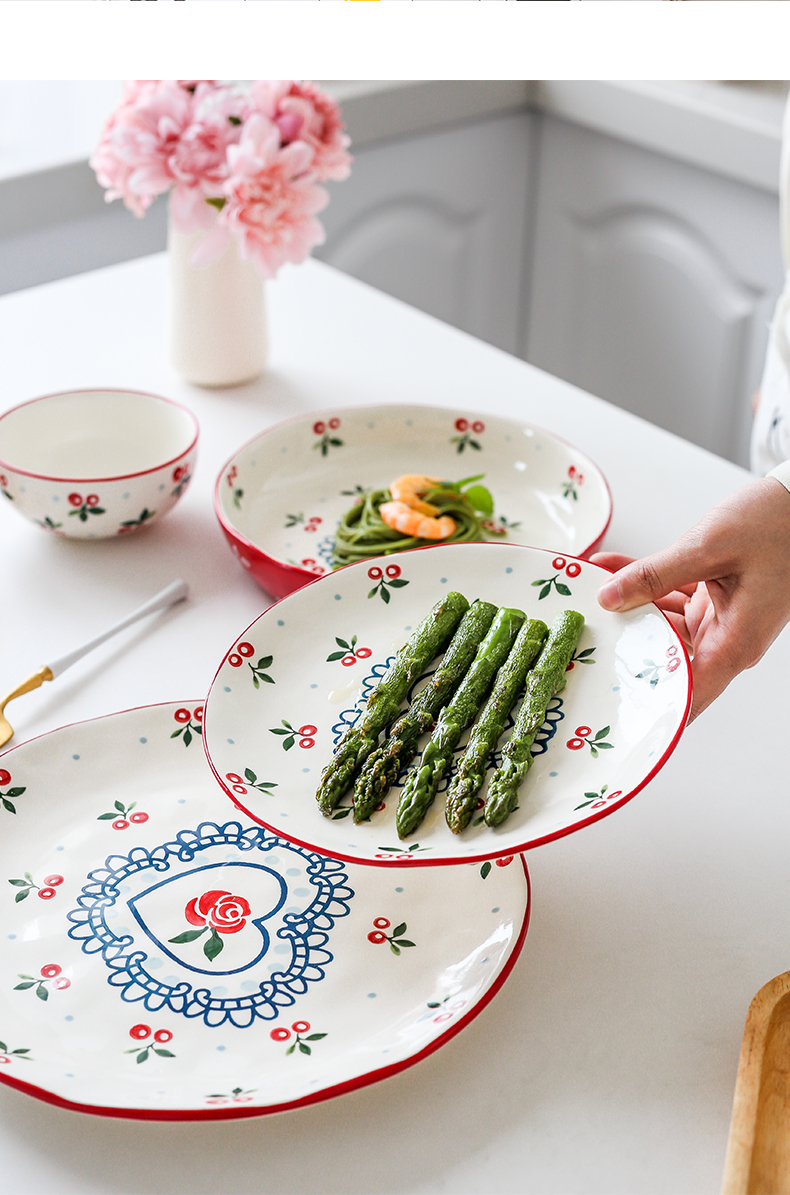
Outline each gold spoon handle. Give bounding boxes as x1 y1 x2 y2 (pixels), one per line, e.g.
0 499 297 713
0 666 54 715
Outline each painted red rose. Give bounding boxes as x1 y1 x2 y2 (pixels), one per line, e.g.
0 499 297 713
185 890 251 935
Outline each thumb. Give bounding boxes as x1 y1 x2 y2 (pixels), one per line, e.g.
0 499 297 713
597 542 708 612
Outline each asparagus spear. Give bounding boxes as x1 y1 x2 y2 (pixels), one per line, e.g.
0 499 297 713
395 606 526 839
445 617 548 834
484 609 585 828
352 599 498 823
315 590 469 814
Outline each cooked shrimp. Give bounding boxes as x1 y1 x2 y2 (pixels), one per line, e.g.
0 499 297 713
379 500 457 541
389 474 443 516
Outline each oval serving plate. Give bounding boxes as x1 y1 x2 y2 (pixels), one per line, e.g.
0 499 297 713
214 403 612 598
0 703 529 1120
203 542 691 868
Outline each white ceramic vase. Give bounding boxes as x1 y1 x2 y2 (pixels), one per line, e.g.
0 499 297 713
168 222 268 388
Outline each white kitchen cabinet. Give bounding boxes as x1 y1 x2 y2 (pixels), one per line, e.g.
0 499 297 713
525 113 785 469
315 110 535 357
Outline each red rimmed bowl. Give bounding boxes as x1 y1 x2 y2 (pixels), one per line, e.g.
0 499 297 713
214 403 612 599
0 389 198 539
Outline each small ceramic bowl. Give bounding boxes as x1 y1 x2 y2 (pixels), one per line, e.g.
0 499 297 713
214 403 612 598
0 389 199 539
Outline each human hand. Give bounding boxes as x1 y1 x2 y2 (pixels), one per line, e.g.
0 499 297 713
592 477 790 722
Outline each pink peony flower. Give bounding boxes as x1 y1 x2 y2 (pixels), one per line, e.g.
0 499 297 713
191 114 329 279
92 80 349 274
168 81 246 231
90 80 195 217
249 80 352 183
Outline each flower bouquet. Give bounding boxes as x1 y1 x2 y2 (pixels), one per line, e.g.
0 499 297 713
91 80 352 386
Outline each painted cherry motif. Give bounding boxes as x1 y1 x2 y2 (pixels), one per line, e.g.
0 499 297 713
300 558 326 576
313 417 343 456
8 872 64 902
269 720 317 750
563 464 585 500
67 492 105 522
575 784 624 812
171 463 191 499
637 644 682 686
451 416 485 453
0 1041 31 1065
303 515 323 533
566 725 613 758
224 768 277 797
125 1024 175 1063
366 917 415 955
269 1020 327 1055
532 556 582 601
480 855 515 878
227 642 274 688
327 634 373 666
171 705 203 746
205 1087 256 1105
0 769 25 815
168 890 252 962
367 563 409 603
14 963 71 1000
98 800 147 828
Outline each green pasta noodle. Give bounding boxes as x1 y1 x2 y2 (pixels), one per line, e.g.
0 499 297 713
332 483 489 568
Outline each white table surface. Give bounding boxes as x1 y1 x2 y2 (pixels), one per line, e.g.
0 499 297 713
0 253 787 1195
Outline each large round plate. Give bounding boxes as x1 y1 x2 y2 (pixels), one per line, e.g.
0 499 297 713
214 403 612 598
0 703 529 1120
204 542 691 867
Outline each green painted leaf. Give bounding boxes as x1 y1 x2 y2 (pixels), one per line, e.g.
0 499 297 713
183 727 192 747
204 930 224 962
305 1033 327 1041
14 891 28 903
595 726 611 740
531 578 547 587
258 656 273 669
168 929 206 944
36 984 48 1001
555 582 572 596
245 768 257 783
390 943 401 956
392 922 407 937
480 861 492 879
539 584 551 600
8 879 28 887
252 675 260 689
171 727 183 738
136 1048 149 1064
326 651 345 662
286 1043 296 1055
393 939 415 948
2 800 17 813
387 579 409 588
97 812 116 820
367 587 378 599
153 1048 175 1058
14 981 35 990
5 788 24 798
299 1042 311 1055
380 587 391 604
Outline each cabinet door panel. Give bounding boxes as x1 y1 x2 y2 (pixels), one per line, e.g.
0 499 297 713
527 116 784 467
317 112 534 357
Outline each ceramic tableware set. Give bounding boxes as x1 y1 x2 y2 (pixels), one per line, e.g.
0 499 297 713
0 393 691 1120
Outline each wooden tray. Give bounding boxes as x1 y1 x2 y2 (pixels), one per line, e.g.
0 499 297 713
722 971 790 1194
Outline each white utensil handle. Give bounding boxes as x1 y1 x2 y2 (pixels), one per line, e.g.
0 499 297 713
47 579 189 678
